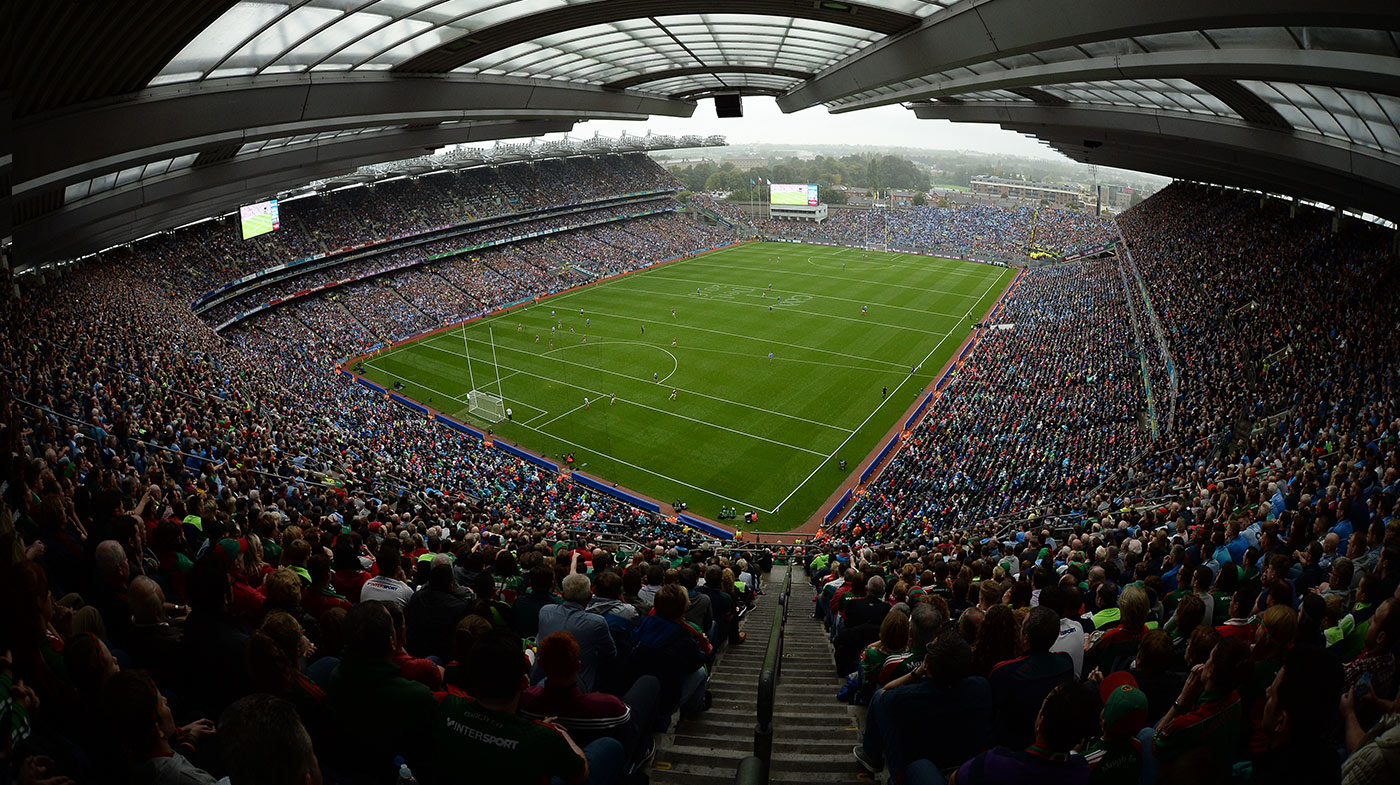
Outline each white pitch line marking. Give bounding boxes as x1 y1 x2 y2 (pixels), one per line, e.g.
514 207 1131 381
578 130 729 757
414 342 833 457
423 336 859 433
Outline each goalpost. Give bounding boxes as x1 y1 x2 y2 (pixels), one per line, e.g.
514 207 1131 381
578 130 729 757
462 324 507 423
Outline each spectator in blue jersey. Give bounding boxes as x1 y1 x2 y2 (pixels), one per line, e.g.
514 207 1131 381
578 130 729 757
855 628 992 784
535 573 616 693
989 606 1075 748
951 680 1097 785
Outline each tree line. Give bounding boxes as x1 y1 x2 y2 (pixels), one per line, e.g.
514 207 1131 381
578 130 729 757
669 154 932 203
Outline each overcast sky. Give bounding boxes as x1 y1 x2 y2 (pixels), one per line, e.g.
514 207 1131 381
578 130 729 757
569 97 1065 159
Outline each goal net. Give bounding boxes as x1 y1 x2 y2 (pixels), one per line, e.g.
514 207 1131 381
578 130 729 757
467 390 506 423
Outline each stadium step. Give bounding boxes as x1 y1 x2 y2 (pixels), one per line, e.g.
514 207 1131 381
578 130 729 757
650 566 785 785
650 565 867 785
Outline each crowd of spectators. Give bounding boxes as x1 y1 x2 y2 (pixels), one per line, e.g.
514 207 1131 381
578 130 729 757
227 212 731 353
1029 209 1119 257
757 204 1118 262
4 171 1397 785
817 183 1399 784
197 198 683 325
106 154 677 311
759 204 1038 261
1 366 765 784
840 254 1150 539
0 209 758 783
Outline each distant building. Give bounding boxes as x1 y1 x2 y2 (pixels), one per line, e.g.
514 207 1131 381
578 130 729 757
661 157 716 169
726 155 768 170
1097 183 1137 209
970 175 1084 206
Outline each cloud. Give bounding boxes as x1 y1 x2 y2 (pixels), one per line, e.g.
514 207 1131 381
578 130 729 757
573 97 1065 159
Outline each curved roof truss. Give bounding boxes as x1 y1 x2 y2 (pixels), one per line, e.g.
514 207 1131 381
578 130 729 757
8 0 1400 266
775 0 1400 221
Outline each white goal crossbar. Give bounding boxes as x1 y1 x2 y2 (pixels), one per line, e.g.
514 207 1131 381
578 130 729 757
461 324 507 423
467 390 506 423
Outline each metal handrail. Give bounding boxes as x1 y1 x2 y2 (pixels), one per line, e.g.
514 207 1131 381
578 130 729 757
740 565 793 784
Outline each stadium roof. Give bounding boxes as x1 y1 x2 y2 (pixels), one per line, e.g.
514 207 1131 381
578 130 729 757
7 1 1400 266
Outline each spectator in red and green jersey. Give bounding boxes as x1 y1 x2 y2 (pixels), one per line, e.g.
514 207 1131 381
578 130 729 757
434 630 624 785
1151 636 1250 778
303 554 351 618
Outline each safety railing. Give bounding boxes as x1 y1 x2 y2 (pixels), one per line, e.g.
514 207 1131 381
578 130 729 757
735 564 793 784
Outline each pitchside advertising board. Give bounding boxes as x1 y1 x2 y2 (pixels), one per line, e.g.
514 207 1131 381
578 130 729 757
239 199 280 240
770 183 820 206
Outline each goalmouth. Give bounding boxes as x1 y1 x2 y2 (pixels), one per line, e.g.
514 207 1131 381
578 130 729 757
461 323 507 423
467 390 506 423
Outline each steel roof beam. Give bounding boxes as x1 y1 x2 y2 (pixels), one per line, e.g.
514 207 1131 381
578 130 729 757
13 118 575 267
825 49 1400 113
780 0 1400 111
14 73 693 197
604 66 814 92
911 101 1400 222
395 0 919 74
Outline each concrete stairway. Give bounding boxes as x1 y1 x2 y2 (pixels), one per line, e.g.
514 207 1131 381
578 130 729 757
650 565 868 785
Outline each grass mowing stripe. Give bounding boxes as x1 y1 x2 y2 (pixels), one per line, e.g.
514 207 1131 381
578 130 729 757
643 270 976 318
617 278 962 329
518 303 917 369
681 258 994 297
415 339 838 453
358 242 1009 530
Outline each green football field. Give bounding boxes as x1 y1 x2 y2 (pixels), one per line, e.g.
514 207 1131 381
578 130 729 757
359 241 1014 532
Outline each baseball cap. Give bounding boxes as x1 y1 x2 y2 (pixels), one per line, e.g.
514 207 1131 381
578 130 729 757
1099 671 1148 738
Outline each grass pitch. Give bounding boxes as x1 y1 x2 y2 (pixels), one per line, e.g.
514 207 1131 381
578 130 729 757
360 241 1014 532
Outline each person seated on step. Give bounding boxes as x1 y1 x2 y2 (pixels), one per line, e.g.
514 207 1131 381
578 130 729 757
521 631 660 773
434 629 625 785
623 584 712 725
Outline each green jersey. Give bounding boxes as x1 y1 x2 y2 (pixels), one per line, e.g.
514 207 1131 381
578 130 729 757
434 694 586 784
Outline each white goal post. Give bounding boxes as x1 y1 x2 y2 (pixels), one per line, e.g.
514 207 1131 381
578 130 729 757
467 390 506 423
461 324 508 423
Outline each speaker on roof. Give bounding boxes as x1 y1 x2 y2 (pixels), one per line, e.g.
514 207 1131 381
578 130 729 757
715 93 742 118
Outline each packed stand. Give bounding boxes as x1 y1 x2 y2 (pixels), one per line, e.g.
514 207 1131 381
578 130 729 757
840 255 1150 539
198 198 681 326
1 224 767 785
110 154 678 309
813 183 1399 785
759 204 1040 261
226 212 731 353
1030 209 1119 257
1 383 768 783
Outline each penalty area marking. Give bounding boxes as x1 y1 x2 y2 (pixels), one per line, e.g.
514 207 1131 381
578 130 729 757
362 357 546 419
